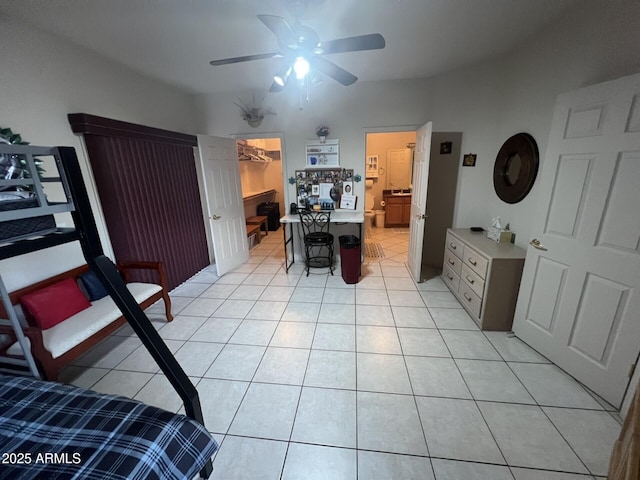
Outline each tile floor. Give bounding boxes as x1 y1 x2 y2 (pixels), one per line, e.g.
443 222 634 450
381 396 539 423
61 226 621 480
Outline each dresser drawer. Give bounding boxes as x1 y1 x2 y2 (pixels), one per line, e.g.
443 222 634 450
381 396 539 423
446 232 464 259
443 249 462 276
442 264 460 292
459 281 482 318
463 245 488 279
461 264 485 299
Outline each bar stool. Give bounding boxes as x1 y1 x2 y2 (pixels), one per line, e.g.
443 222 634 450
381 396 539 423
298 210 334 276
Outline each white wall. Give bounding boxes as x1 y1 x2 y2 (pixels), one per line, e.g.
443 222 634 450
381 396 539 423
0 16 198 291
195 77 436 216
196 1 640 253
485 1 640 247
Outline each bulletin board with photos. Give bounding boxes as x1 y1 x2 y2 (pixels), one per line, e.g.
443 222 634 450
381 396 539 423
295 168 355 210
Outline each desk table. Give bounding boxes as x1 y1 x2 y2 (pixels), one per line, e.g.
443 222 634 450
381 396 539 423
280 211 364 273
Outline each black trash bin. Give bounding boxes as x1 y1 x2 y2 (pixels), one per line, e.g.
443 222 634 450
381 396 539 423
339 235 361 284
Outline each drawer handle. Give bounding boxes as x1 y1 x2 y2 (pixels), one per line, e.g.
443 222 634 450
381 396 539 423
448 258 455 266
450 243 457 250
468 258 477 266
465 275 474 284
447 274 454 281
463 292 473 302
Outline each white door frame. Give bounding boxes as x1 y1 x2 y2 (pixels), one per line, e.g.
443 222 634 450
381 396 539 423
362 126 420 209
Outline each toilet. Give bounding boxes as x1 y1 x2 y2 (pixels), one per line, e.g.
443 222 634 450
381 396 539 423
364 188 376 231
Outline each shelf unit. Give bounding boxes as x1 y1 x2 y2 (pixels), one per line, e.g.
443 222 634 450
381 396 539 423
306 139 339 167
0 144 212 478
366 154 379 178
242 188 277 202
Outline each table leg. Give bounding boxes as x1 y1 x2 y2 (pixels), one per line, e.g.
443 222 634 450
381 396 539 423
283 223 295 273
359 222 362 276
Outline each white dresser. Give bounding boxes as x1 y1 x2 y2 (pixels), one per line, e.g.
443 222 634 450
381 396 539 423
442 228 526 331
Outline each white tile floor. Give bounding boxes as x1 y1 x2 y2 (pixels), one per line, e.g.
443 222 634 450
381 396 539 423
60 226 619 480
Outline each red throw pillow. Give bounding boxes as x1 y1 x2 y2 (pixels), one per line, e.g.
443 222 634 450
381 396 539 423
21 278 91 330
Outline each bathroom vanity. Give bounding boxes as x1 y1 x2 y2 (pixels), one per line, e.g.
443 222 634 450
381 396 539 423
383 191 412 227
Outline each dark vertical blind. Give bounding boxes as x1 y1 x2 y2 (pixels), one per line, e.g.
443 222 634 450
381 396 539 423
68 114 209 290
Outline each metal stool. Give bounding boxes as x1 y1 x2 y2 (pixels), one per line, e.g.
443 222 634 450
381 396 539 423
299 210 334 276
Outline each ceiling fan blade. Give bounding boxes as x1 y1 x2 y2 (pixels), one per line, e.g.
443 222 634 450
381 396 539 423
257 14 295 45
311 57 357 86
210 52 280 66
320 33 386 55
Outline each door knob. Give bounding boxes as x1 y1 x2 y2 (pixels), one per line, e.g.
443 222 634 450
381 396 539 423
529 238 548 251
211 214 221 220
416 213 426 220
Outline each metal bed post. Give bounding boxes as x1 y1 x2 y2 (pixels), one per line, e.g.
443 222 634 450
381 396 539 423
59 147 213 479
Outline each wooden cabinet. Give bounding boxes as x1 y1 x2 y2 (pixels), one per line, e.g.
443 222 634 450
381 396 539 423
442 228 526 330
384 195 412 227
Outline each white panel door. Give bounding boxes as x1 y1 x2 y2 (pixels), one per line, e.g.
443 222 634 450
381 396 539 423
408 121 433 281
513 73 640 407
197 135 248 276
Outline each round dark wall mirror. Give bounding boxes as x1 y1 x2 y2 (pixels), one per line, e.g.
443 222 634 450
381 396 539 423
505 154 522 186
493 133 539 204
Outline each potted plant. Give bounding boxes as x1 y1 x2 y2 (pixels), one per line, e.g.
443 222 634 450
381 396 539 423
233 95 276 128
315 125 330 143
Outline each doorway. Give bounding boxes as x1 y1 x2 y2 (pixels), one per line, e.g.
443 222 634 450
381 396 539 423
235 136 285 241
364 130 417 263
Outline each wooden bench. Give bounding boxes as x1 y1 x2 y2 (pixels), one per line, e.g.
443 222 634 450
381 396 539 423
245 215 269 237
0 262 172 381
246 223 262 244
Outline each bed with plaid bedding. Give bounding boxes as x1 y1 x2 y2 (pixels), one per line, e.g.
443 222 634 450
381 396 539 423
0 375 217 479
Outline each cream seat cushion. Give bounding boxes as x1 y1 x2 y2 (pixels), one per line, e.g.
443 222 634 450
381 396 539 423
7 283 161 359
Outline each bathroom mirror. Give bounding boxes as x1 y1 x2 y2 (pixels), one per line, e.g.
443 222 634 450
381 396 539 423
493 133 539 204
386 148 412 190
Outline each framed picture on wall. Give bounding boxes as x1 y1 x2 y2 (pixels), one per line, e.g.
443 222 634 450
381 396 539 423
463 154 477 167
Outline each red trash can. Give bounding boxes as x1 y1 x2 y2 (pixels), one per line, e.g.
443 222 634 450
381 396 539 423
339 235 361 284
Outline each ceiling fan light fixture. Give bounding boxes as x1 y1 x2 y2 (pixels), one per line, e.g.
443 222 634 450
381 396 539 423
294 56 310 80
274 64 292 87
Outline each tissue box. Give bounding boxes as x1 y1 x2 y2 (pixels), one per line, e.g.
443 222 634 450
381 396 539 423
488 229 515 243
496 231 516 243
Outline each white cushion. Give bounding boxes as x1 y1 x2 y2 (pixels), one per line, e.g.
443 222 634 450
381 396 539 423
7 282 162 359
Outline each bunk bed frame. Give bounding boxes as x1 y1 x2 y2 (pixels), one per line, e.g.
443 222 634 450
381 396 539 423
0 144 213 478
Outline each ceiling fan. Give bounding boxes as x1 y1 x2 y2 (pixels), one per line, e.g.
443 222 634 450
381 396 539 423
209 2 385 92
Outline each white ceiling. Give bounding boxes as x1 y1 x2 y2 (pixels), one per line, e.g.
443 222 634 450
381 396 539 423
0 0 577 95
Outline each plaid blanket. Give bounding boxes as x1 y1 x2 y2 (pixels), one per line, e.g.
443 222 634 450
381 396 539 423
0 375 217 479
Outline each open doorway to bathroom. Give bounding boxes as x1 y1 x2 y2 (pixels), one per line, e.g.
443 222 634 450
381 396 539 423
364 130 416 263
235 136 284 244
